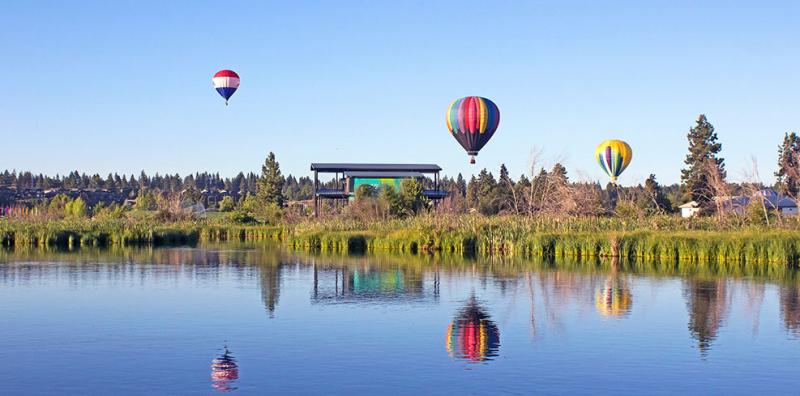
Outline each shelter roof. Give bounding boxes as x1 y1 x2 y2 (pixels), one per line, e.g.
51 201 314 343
311 163 441 173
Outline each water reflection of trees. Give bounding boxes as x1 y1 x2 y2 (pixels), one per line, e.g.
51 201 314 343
780 285 800 337
683 279 730 355
6 245 800 349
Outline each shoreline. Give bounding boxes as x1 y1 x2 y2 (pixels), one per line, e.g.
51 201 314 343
2 216 800 266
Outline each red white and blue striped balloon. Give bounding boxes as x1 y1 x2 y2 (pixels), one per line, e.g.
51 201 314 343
212 70 240 105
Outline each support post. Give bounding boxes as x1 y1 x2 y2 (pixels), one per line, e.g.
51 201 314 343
314 170 319 217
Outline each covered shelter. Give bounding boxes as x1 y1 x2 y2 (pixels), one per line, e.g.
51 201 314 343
310 163 446 216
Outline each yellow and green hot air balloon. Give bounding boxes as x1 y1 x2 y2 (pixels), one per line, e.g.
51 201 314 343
595 139 633 184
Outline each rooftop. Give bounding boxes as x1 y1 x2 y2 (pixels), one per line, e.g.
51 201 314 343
344 171 424 178
310 163 441 173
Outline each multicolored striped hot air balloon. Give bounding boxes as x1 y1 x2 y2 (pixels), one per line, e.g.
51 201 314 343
595 139 633 184
446 96 500 164
212 70 240 105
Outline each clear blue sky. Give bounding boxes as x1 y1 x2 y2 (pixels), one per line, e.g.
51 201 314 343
2 1 798 185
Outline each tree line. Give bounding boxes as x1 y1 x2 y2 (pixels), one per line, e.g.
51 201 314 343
2 114 799 222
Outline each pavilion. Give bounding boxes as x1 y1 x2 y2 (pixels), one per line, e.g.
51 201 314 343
310 163 447 216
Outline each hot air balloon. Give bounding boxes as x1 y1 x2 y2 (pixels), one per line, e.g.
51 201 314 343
211 346 239 392
212 70 240 105
445 296 500 362
595 139 632 184
446 96 500 164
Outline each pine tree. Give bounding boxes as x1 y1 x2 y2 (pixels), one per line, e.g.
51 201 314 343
466 175 478 209
775 132 800 196
640 174 670 214
550 163 568 184
455 173 467 197
680 114 725 205
257 152 285 207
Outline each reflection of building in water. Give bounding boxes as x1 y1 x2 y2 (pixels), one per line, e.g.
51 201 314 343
595 275 632 317
684 279 729 355
311 264 436 304
779 285 800 337
211 346 239 392
445 296 500 363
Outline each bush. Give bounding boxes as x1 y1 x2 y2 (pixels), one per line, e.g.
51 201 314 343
135 191 158 211
218 196 235 212
65 197 88 219
228 210 257 224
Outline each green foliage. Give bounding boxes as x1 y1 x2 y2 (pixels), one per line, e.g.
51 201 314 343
637 174 671 215
64 197 87 219
775 132 800 196
615 200 643 220
218 196 235 212
681 114 725 205
257 152 285 207
227 210 257 224
48 194 70 217
134 191 158 211
399 178 427 216
355 184 378 200
92 203 127 220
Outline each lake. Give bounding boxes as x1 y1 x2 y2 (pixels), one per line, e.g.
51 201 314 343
1 243 799 394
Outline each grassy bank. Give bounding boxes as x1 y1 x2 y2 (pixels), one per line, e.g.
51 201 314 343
2 215 800 267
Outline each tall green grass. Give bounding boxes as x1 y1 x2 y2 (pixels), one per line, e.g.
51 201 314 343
3 215 800 267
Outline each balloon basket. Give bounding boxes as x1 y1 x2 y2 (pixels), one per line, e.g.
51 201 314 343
469 156 476 164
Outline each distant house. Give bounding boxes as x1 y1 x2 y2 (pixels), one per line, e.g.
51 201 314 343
712 188 798 217
754 188 798 216
679 201 701 218
200 188 231 209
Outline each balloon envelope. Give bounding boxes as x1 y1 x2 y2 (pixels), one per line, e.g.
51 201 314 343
446 96 500 164
595 139 632 183
212 70 240 104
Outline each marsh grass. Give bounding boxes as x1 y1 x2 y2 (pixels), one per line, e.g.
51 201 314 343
3 215 800 266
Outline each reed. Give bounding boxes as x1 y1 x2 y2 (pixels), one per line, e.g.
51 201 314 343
3 215 800 266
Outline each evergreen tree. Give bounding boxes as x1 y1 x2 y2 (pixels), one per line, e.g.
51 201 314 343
550 163 568 184
455 173 467 197
680 114 725 204
775 132 800 196
497 164 514 212
639 174 670 214
257 152 285 207
466 175 479 209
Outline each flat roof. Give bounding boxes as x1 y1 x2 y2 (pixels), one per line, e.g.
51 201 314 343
311 163 441 173
344 171 424 178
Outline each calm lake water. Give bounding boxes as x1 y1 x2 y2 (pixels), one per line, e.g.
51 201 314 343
1 244 799 395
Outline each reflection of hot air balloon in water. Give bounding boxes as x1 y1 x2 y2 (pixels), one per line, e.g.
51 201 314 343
446 96 500 164
595 274 632 318
595 258 633 318
211 346 239 392
596 139 632 184
212 70 240 105
445 296 500 362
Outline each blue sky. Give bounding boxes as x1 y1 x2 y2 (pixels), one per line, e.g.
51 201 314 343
1 1 798 185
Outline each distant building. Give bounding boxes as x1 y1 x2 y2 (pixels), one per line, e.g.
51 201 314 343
309 163 446 217
711 188 798 217
679 201 701 218
754 188 797 216
200 188 232 209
